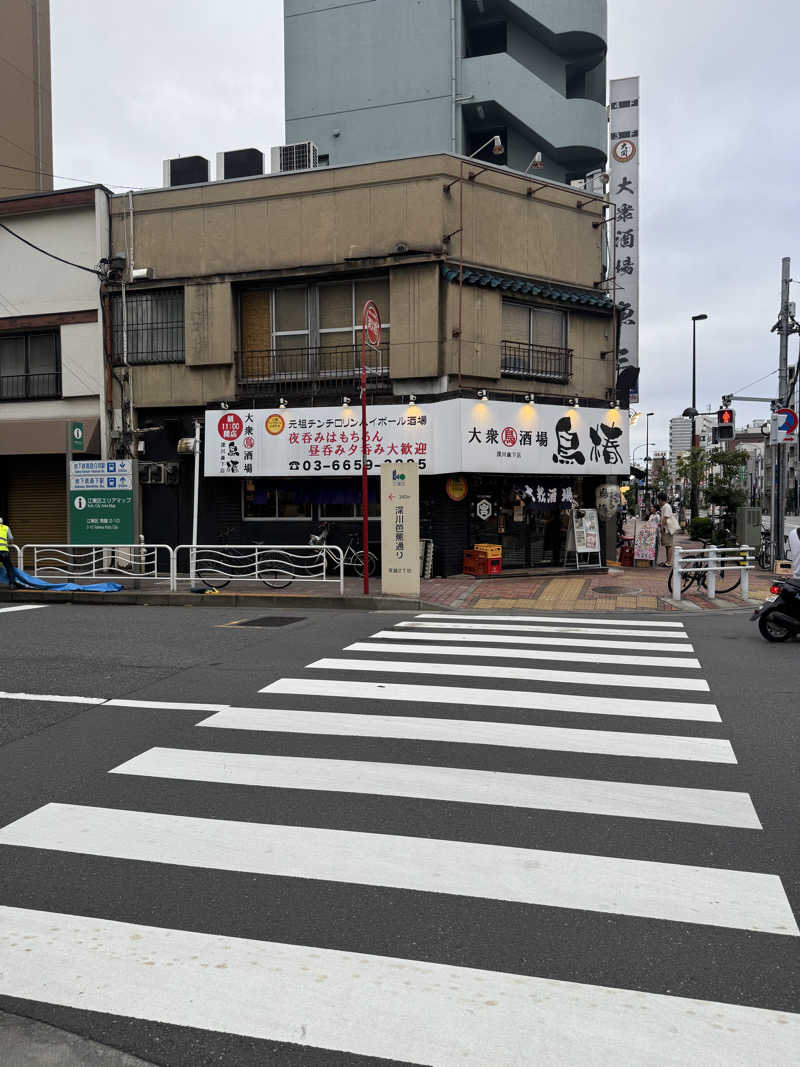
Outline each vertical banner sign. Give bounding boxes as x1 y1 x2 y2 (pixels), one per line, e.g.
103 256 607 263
70 421 85 452
609 76 640 405
380 462 420 597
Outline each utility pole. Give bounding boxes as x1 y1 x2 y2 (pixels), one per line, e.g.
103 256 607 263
773 257 791 558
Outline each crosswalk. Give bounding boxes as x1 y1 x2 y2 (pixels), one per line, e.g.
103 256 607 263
0 609 798 1064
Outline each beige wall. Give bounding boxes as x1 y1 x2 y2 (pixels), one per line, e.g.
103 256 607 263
0 0 52 197
110 155 612 405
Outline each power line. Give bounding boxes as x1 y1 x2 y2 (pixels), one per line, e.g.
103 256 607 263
0 159 143 191
0 221 101 277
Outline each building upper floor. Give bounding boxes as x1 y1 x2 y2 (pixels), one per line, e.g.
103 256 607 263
104 153 617 411
284 0 607 185
0 185 109 408
1 0 53 197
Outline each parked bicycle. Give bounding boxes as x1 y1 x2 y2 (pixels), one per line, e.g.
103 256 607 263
666 537 743 596
756 526 773 570
196 526 295 589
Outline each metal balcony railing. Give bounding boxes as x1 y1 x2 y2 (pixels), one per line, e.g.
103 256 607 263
0 372 61 400
237 345 390 392
500 341 572 383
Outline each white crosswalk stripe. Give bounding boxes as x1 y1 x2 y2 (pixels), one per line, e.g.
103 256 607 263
198 705 737 762
398 619 692 641
0 604 47 614
1 804 794 933
110 748 761 827
262 676 721 721
0 608 797 1064
2 906 797 1066
359 634 702 668
314 653 711 691
372 627 697 653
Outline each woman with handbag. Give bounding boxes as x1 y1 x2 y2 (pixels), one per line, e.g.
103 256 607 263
658 492 680 566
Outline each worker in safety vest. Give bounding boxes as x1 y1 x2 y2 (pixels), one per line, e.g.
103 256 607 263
0 519 19 589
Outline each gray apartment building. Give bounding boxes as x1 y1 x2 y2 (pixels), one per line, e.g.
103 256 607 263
284 0 608 184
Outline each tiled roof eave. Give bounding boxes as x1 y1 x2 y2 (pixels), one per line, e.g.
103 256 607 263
440 263 614 311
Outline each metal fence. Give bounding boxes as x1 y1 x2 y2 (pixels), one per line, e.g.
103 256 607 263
500 341 572 382
20 544 176 590
175 543 345 594
671 544 754 601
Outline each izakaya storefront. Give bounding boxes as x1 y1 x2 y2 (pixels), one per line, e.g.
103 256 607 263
204 398 630 575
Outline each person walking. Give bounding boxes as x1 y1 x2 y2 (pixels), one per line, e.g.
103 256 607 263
657 492 678 567
0 518 19 589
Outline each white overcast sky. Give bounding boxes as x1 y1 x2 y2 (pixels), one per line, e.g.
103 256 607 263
50 0 800 458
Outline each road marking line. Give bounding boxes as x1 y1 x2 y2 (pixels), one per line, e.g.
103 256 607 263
110 749 760 827
333 652 709 691
105 698 230 712
0 691 106 705
2 804 791 933
263 678 721 723
0 604 47 614
1 907 796 1065
417 613 686 629
374 629 696 654
199 706 737 763
399 621 691 640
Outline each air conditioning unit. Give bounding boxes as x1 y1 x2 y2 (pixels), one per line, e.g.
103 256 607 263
270 141 319 174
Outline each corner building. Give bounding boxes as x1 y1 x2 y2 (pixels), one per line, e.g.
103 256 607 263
108 154 627 574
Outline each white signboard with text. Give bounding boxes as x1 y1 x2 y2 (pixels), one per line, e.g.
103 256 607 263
205 399 629 479
610 75 640 404
380 462 420 597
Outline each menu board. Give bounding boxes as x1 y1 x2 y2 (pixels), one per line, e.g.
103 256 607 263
633 520 657 561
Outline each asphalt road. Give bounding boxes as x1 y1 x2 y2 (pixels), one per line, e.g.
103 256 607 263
0 602 797 1066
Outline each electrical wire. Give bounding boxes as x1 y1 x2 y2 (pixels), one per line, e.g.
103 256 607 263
0 160 143 190
0 221 101 276
731 368 777 396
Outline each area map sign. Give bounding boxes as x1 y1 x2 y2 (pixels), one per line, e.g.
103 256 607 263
69 460 135 545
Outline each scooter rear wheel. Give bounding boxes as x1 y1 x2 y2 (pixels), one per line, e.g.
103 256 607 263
758 608 794 642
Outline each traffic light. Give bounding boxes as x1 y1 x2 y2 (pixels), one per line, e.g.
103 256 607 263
717 407 736 440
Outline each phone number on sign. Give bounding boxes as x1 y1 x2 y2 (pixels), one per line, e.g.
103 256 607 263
288 458 426 472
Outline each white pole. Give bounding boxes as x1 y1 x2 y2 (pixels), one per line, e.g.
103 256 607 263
191 419 201 581
673 545 682 601
707 544 717 600
740 545 750 600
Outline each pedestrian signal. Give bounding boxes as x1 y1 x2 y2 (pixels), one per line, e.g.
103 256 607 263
717 408 736 440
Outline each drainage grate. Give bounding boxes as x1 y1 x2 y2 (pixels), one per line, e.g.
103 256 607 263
233 617 306 628
593 585 643 595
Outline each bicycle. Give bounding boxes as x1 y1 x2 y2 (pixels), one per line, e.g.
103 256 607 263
303 523 378 584
756 526 773 570
196 527 292 590
666 537 743 596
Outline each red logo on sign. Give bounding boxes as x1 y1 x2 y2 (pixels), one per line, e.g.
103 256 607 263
243 435 255 449
363 301 382 349
501 426 518 447
218 413 243 440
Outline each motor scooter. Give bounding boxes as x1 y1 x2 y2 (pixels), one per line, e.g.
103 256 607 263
752 577 800 642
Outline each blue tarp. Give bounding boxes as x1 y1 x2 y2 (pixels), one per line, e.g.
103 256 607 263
0 565 123 593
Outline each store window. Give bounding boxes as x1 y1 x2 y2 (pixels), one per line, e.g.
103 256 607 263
243 480 313 520
0 331 60 400
318 479 380 519
111 287 185 364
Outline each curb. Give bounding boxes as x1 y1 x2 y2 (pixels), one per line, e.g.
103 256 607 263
0 589 438 612
0 1010 156 1066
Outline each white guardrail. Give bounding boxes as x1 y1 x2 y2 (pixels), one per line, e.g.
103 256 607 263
671 544 754 602
20 544 176 591
174 543 345 594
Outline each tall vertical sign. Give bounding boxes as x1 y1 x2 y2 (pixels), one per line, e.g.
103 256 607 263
609 76 640 405
380 462 420 597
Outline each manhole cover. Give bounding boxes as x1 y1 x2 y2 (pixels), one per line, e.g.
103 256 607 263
233 616 306 628
593 585 642 595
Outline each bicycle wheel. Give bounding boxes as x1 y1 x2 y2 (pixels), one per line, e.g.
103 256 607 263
715 566 742 595
667 568 694 595
196 568 231 590
261 570 293 589
354 550 378 577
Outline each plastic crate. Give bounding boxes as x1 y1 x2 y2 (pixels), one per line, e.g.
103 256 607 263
474 543 502 558
486 557 502 575
463 549 489 576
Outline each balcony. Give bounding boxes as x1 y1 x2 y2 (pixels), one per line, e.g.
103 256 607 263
237 344 390 395
0 372 61 401
500 341 572 383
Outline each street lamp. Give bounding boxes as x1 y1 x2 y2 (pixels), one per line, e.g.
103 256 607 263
682 313 708 519
644 411 655 502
